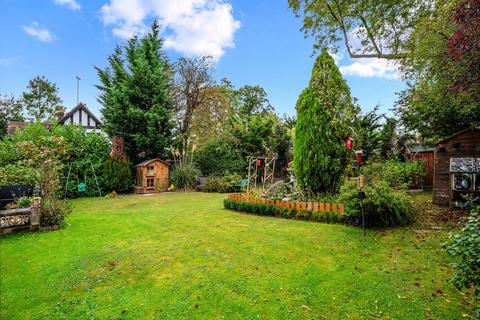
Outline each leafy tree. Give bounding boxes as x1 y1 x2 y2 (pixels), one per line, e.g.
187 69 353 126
395 0 480 141
22 75 62 122
189 85 231 149
294 49 355 194
288 0 433 59
96 21 174 164
173 56 214 144
0 94 24 136
231 85 273 116
354 105 383 160
448 0 480 99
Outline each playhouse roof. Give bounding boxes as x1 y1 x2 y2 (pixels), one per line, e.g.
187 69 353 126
135 158 169 167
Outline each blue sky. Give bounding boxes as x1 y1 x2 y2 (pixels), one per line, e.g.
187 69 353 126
0 0 404 118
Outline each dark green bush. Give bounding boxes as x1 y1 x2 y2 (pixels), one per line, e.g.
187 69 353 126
445 206 480 318
195 139 245 176
337 179 416 227
102 158 133 193
171 164 201 190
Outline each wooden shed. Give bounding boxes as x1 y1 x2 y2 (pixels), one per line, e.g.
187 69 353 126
403 143 434 187
432 128 480 206
134 159 170 194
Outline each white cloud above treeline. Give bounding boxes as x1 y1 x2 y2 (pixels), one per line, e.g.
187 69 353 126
339 58 399 80
22 22 56 42
99 0 241 60
54 0 81 10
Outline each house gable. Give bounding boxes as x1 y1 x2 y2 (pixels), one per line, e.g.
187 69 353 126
58 103 102 129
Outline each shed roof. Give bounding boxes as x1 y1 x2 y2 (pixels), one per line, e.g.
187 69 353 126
435 127 480 146
405 143 434 153
136 158 169 167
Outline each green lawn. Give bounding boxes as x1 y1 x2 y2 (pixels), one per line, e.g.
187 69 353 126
0 192 476 319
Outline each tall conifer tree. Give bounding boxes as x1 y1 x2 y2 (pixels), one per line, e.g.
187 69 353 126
294 49 356 194
96 21 173 164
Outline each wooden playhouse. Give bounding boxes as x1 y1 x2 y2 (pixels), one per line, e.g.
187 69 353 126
134 159 169 194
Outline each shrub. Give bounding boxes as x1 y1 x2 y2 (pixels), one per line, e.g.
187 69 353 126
170 164 201 190
203 173 241 193
362 160 426 189
445 206 480 318
0 164 36 186
16 196 32 208
337 179 416 227
102 158 133 193
195 139 245 176
203 176 224 192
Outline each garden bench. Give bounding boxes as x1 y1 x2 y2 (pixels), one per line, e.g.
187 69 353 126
0 184 33 210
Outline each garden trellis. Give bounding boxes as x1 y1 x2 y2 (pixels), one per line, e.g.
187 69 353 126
246 156 276 191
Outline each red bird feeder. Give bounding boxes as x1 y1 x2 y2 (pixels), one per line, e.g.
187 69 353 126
355 150 363 165
256 159 262 167
346 135 354 150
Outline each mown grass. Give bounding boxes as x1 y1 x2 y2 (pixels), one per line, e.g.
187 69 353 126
0 192 476 319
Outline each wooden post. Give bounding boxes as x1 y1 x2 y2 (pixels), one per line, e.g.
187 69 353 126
326 203 331 212
320 203 324 212
332 203 337 212
338 204 344 214
313 202 319 212
307 201 312 211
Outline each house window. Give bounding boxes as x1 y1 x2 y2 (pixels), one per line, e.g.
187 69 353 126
146 178 154 188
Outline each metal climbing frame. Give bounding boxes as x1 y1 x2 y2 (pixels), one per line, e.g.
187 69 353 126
246 156 276 191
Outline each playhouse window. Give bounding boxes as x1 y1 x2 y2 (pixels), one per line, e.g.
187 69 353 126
146 178 154 188
147 165 154 175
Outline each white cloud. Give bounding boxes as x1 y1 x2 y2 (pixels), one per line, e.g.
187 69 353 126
339 58 399 80
54 0 81 10
22 22 56 42
99 0 241 60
